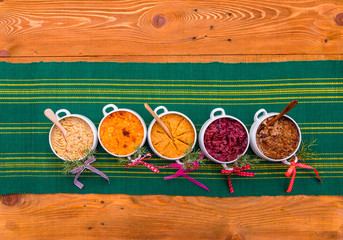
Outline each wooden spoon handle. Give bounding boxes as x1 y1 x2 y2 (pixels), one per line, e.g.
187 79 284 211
144 103 173 140
44 109 68 138
266 100 298 127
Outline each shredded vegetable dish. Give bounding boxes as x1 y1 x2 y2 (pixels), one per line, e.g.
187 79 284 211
204 118 248 162
51 117 93 160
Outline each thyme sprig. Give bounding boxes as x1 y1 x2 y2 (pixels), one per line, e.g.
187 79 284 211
180 144 205 170
291 138 318 163
116 145 149 164
226 154 261 169
62 148 95 174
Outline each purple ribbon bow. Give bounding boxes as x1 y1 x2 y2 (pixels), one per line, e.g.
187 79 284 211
164 154 209 192
70 157 110 189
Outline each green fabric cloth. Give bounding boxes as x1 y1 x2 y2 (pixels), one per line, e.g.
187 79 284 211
0 61 342 197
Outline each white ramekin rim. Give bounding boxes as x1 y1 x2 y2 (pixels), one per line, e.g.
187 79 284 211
97 104 147 158
198 108 250 166
48 109 98 161
147 106 197 161
250 110 302 162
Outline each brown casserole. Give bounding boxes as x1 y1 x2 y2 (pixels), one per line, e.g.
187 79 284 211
256 116 299 160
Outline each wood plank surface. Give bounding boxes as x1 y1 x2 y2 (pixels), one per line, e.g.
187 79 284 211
1 194 342 240
1 54 343 63
0 0 343 57
1 0 343 239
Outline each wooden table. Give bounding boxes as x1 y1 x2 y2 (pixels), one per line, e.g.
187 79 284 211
1 0 343 239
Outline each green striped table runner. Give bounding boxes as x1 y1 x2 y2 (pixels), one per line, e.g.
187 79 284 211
0 61 342 196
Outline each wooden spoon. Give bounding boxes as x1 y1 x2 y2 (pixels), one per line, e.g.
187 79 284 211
259 100 298 132
44 108 68 140
144 103 174 140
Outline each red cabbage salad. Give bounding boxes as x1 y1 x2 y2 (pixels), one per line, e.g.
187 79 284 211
204 118 248 162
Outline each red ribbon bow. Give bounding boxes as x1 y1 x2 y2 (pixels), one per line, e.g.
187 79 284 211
126 153 159 173
285 157 322 193
221 165 254 193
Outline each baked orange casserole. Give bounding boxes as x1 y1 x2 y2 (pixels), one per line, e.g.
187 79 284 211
100 111 144 156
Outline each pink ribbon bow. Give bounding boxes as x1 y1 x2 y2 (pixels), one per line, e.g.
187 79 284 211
221 165 254 193
164 154 209 192
126 153 159 173
285 156 322 193
70 157 110 189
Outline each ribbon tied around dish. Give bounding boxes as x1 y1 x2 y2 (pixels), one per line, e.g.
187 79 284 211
221 165 255 193
285 156 322 193
126 153 160 173
164 153 209 192
70 157 110 189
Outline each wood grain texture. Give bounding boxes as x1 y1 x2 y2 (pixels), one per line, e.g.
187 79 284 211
0 194 342 240
0 0 343 57
1 0 342 239
1 54 343 63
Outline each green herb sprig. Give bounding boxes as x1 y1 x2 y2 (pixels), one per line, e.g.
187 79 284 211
226 154 261 169
180 144 205 170
116 145 149 164
292 138 318 163
62 148 94 174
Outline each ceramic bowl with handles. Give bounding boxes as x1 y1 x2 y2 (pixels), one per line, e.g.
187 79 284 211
48 109 98 161
249 108 302 165
147 106 197 162
198 108 250 170
98 104 147 159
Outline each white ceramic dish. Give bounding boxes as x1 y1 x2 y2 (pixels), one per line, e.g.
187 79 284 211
48 109 98 161
198 108 250 169
249 108 302 165
98 104 147 159
147 106 197 162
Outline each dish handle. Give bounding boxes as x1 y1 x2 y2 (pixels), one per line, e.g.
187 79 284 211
254 109 267 122
55 109 71 120
210 108 226 119
127 154 141 162
154 106 168 115
221 163 233 171
102 104 118 116
282 155 299 166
